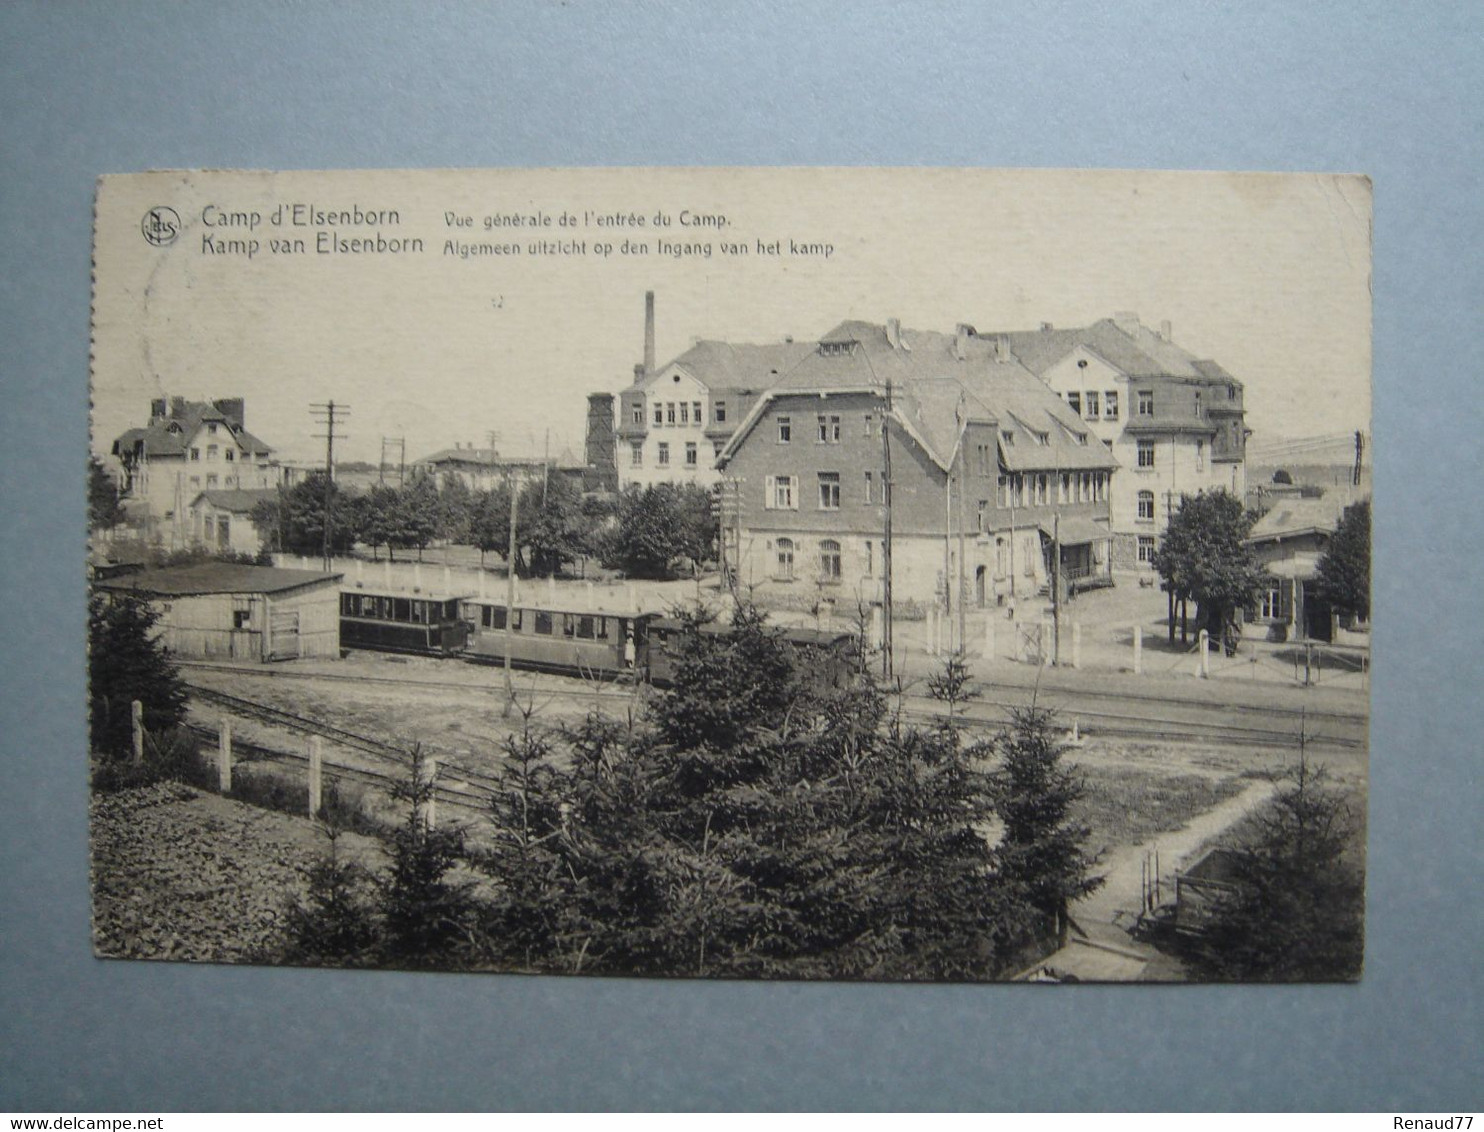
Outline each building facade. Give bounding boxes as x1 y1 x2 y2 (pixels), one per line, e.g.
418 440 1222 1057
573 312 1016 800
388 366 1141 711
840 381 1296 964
718 320 1118 617
1003 314 1248 571
188 488 279 557
110 397 276 548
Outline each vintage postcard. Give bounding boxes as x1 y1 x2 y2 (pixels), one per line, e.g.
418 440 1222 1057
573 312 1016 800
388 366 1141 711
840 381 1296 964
89 168 1371 981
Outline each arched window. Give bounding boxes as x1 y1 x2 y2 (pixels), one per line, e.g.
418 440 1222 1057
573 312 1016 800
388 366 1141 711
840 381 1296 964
776 538 795 579
1138 490 1155 520
819 539 842 581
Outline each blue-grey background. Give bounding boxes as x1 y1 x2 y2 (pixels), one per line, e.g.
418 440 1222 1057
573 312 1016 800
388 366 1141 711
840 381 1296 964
2 0 1479 1112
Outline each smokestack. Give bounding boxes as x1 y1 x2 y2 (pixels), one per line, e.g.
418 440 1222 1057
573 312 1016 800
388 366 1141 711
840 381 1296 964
644 291 656 376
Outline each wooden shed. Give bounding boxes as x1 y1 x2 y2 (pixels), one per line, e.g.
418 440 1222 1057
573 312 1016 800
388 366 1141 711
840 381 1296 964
94 563 343 662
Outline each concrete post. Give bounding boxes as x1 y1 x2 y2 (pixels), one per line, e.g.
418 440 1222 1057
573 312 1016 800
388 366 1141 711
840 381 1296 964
217 719 232 793
1199 628 1210 678
1133 624 1143 675
421 756 438 830
308 736 323 817
1071 622 1081 669
131 700 144 766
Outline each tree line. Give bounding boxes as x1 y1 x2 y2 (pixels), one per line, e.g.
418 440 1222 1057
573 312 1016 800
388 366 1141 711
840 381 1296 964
249 471 719 580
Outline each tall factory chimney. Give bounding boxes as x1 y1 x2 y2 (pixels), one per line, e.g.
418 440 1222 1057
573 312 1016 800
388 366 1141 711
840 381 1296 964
644 290 656 377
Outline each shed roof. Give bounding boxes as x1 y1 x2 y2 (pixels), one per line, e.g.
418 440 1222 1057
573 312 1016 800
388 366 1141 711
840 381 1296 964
94 563 342 597
190 488 280 513
1246 497 1349 544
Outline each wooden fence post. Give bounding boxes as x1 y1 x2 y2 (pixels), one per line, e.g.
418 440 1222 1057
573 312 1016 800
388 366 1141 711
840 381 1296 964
1199 628 1210 678
217 719 232 793
421 756 438 830
131 700 144 766
308 736 323 818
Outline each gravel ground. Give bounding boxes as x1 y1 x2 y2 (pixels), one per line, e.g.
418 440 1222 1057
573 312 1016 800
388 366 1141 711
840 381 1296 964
90 782 385 964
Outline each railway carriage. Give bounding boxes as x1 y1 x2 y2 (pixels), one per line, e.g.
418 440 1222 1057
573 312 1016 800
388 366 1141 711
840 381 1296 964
339 588 472 655
646 617 858 690
460 599 657 679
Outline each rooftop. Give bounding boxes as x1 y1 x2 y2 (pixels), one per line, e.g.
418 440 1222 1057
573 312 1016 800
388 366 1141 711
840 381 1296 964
94 563 341 597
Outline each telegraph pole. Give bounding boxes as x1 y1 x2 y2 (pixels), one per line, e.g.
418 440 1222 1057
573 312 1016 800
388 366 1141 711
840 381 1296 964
310 401 348 573
1353 429 1364 487
502 465 520 717
881 381 895 678
1052 511 1062 665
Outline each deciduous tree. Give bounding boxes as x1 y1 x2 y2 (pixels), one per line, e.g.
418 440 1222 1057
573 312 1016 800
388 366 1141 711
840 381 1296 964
1314 499 1370 622
1153 489 1266 638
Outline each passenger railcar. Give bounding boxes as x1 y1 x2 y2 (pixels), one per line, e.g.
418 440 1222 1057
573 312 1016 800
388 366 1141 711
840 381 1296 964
460 599 656 679
646 617 858 690
339 589 472 655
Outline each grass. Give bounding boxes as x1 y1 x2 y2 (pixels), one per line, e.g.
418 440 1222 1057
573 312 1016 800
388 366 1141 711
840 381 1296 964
1074 766 1248 852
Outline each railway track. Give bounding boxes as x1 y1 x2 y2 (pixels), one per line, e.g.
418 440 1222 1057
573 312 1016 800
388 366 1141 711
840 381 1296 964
182 658 1366 752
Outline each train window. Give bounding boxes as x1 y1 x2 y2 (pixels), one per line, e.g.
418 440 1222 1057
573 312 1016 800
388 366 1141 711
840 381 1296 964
577 615 596 640
534 611 553 635
595 616 609 640
341 594 355 616
410 601 426 624
562 613 576 638
484 606 502 630
513 609 523 632
393 598 410 622
359 595 376 616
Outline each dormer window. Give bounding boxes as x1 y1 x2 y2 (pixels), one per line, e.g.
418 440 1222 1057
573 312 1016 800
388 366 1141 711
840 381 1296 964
207 423 218 435
715 401 727 423
1034 431 1050 446
818 341 854 357
1000 430 1014 446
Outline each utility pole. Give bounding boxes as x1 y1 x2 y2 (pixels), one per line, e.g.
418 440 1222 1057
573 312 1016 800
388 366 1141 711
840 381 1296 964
881 381 894 678
1353 429 1364 487
956 440 967 657
502 465 520 717
1052 511 1061 665
311 401 348 573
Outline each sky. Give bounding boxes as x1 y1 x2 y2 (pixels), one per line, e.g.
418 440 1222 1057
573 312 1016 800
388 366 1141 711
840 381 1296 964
91 168 1372 468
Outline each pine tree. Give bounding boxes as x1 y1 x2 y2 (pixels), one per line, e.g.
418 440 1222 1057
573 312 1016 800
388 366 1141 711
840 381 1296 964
88 593 188 760
88 456 124 531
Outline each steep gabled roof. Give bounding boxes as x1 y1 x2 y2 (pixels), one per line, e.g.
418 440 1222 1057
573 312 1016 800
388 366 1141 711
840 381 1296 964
637 338 817 394
190 488 280 513
1002 318 1242 388
720 320 1117 473
112 400 273 460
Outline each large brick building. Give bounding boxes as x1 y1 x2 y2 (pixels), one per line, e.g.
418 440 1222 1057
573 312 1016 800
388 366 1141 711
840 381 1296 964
1002 314 1249 570
717 320 1118 615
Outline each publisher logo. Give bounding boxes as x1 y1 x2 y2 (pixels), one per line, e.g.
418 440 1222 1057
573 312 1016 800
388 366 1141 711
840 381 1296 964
141 206 181 247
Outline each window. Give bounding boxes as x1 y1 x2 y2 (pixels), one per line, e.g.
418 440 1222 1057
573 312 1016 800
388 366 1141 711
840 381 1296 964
534 611 554 635
1261 587 1282 620
1096 472 1107 502
1137 439 1156 468
817 414 841 443
218 517 230 546
233 605 251 630
206 474 218 487
863 414 875 437
1138 536 1156 564
653 403 664 426
685 442 698 466
997 475 1009 508
1104 391 1119 420
1228 385 1237 401
976 499 988 532
1059 473 1070 504
207 445 219 461
630 441 643 466
776 537 795 579
778 416 792 443
1066 392 1081 415
204 516 215 542
766 474 796 509
864 471 874 503
1138 389 1154 416
865 539 874 576
1001 429 1015 446
633 405 644 425
657 442 670 466
692 401 702 424
977 442 993 475
225 449 235 462
679 402 689 425
1034 431 1049 447
1138 490 1155 520
1034 474 1048 505
666 402 676 425
1196 439 1205 471
1084 392 1099 420
1194 392 1203 419
190 447 200 461
715 401 727 423
190 475 200 487
207 423 218 435
819 539 842 581
818 472 840 509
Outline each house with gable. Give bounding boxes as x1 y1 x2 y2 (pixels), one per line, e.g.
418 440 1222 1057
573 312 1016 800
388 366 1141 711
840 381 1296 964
110 396 277 548
717 319 1117 615
1001 313 1249 571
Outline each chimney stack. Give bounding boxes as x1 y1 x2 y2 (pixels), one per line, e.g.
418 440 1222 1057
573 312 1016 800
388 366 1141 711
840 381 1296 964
170 396 186 418
886 318 902 349
1113 311 1140 337
633 363 646 384
994 335 1010 363
1160 319 1172 342
1040 321 1054 332
643 290 656 377
150 397 167 421
954 323 973 361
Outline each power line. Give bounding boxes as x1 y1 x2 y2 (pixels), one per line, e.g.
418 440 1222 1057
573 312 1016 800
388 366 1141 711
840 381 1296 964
310 401 350 572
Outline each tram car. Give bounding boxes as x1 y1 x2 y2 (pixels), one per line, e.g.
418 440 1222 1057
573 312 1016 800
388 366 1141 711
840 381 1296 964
645 617 858 690
339 588 472 655
460 599 657 679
